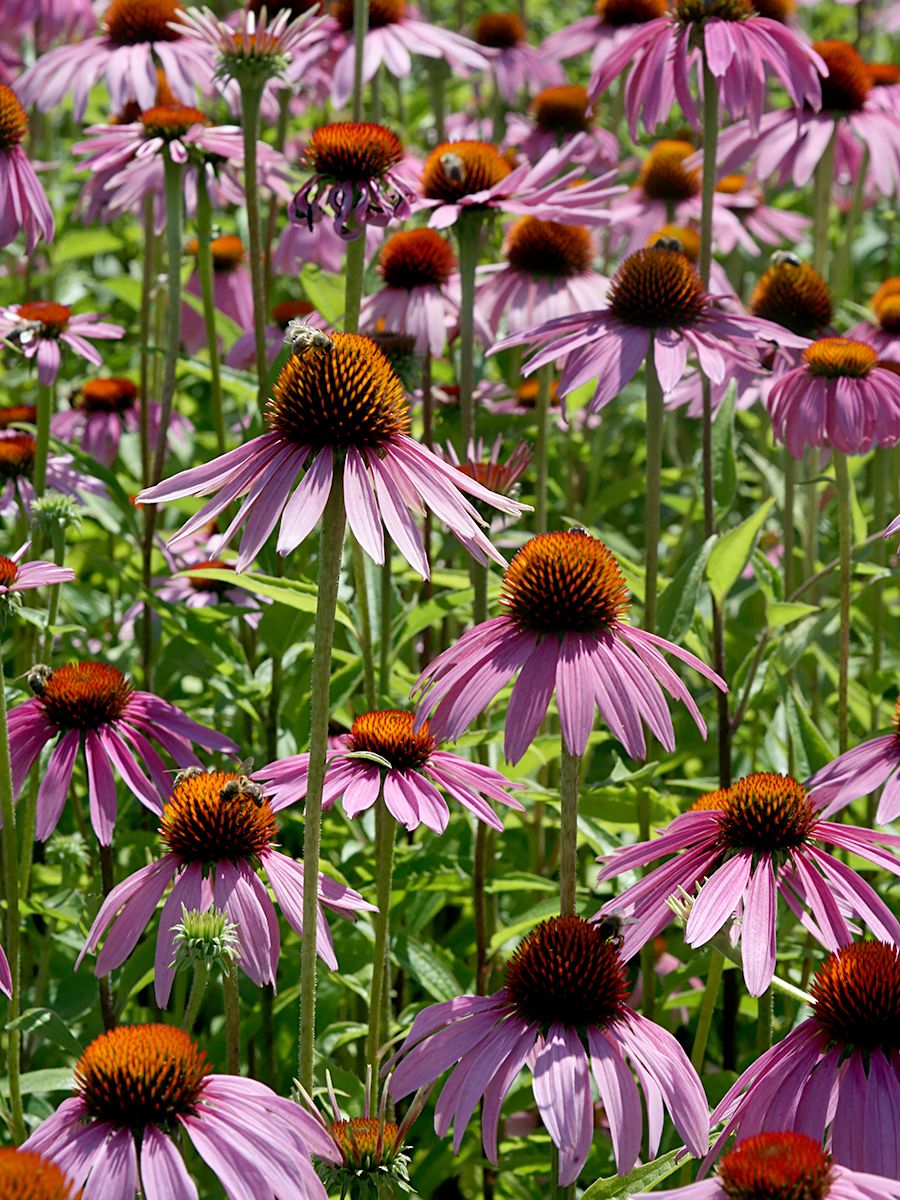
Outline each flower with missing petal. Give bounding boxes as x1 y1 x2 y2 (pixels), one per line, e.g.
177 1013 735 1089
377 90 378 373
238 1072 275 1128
588 0 824 136
807 696 900 825
0 84 54 252
7 660 237 844
0 302 124 387
639 1131 900 1200
137 333 526 578
413 529 725 765
493 246 803 415
767 337 900 457
15 0 214 120
595 773 900 996
708 942 900 1179
23 1023 337 1199
256 709 524 834
78 769 374 1003
289 122 416 240
389 915 709 1186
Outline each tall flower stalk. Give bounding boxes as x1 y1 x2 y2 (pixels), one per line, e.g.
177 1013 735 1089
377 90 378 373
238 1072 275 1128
195 174 227 454
298 482 347 1091
833 451 852 754
240 80 270 416
0 631 25 1143
366 791 395 1109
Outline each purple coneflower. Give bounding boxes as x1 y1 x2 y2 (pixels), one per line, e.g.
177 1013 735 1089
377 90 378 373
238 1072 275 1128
418 137 622 231
78 769 373 1002
478 216 605 336
702 171 811 255
714 40 900 196
389 915 709 1185
808 696 900 824
51 377 190 468
137 333 526 576
256 709 523 834
0 84 54 252
0 302 124 387
0 543 74 598
0 431 104 519
596 773 900 996
544 0 668 75
413 529 725 765
322 0 488 109
74 103 292 231
640 1131 900 1200
7 660 237 844
0 0 97 45
15 0 213 120
588 0 824 136
846 276 900 359
182 235 254 354
493 246 803 415
443 437 532 510
23 1023 338 1198
360 228 464 357
0 1147 79 1197
503 85 619 174
708 942 900 1178
290 122 416 239
473 12 563 102
767 337 900 458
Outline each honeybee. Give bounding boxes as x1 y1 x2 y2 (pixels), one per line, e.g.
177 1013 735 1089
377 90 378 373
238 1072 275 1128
172 766 206 789
440 151 466 186
284 320 334 359
772 250 802 268
219 775 267 806
25 664 53 697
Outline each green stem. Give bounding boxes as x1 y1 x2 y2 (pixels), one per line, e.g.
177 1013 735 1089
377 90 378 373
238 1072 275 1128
182 961 211 1033
223 960 240 1073
834 451 852 754
456 211 484 446
366 794 395 1110
474 822 491 995
637 790 656 1020
690 948 724 1072
351 0 370 121
711 932 812 1006
379 545 392 702
298 481 347 1091
351 538 377 710
139 195 156 488
783 451 795 598
558 742 580 917
343 233 367 334
830 148 867 299
811 124 837 278
195 171 227 454
98 845 117 1031
33 382 54 499
698 60 719 291
0 639 26 1143
643 343 663 634
534 364 553 534
239 82 269 416
872 448 888 726
757 985 773 1053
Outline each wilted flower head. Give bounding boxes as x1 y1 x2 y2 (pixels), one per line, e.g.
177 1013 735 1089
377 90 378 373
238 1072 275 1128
290 122 416 239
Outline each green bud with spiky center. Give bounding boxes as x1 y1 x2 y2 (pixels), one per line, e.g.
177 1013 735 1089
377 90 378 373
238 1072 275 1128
171 905 239 970
29 494 82 538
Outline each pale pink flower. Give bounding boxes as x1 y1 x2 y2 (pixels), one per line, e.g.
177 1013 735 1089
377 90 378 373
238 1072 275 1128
51 377 191 468
0 83 54 252
0 301 124 386
388 915 709 1186
78 768 374 1003
23 1022 337 1199
544 0 669 74
503 84 619 174
413 530 725 765
595 772 900 997
181 235 254 354
138 334 526 577
472 12 564 102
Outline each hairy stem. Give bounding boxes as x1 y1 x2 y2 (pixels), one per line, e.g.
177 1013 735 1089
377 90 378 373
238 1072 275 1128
366 793 396 1109
195 170 227 454
834 451 852 753
239 81 269 416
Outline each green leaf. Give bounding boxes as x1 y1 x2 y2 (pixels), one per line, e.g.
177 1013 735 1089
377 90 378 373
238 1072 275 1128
402 937 462 1002
1 1068 75 1098
706 498 775 606
766 601 819 628
178 569 355 630
54 229 122 262
581 1149 683 1198
8 1008 82 1056
656 536 716 641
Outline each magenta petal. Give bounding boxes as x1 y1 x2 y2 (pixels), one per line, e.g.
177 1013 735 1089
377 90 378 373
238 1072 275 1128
741 861 777 996
685 852 752 946
140 1127 198 1200
532 1023 594 1186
